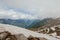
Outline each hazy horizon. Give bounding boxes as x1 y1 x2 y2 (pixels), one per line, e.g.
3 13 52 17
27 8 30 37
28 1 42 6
0 0 60 20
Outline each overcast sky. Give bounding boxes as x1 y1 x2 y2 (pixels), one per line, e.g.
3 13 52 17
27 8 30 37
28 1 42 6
0 0 60 19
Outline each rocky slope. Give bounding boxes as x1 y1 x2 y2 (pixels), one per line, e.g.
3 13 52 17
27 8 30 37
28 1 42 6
29 18 60 39
0 24 60 40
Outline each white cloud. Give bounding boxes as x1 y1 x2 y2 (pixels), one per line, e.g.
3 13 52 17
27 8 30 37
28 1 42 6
0 9 38 20
0 0 60 19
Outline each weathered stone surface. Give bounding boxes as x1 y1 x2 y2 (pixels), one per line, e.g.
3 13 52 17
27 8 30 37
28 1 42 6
15 34 28 40
28 35 47 40
55 27 60 36
6 35 17 40
0 31 48 40
0 31 11 40
39 37 47 40
0 31 28 40
0 31 17 40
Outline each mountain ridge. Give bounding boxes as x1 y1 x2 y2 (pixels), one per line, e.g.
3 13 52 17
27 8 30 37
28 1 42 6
0 18 40 28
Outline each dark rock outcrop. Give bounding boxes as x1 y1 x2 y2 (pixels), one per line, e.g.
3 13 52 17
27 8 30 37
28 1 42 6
28 35 47 40
55 27 60 36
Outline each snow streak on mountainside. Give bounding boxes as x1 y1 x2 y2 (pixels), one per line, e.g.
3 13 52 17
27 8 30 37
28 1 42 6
0 24 60 40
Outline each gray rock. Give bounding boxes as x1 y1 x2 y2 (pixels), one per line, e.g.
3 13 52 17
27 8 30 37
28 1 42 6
0 31 11 40
15 34 28 40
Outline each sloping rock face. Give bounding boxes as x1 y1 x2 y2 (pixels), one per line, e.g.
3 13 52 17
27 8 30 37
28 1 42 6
0 31 27 40
0 24 60 40
0 31 48 40
37 26 60 36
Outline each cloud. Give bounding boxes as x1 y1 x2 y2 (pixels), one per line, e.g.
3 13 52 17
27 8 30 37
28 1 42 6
0 9 38 20
0 0 60 19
